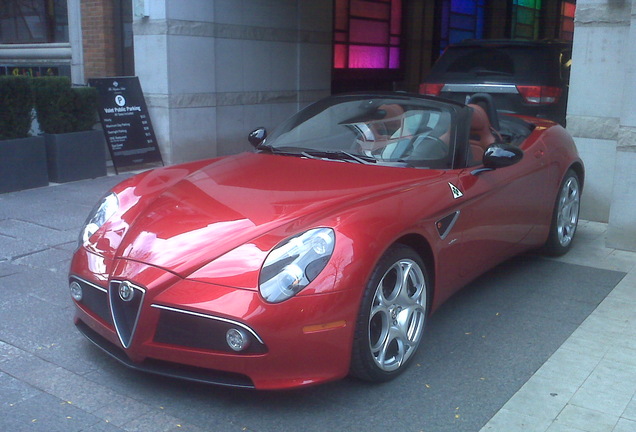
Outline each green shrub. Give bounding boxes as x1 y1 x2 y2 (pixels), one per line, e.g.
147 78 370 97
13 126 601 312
32 76 74 134
72 86 98 132
0 76 34 140
32 77 98 134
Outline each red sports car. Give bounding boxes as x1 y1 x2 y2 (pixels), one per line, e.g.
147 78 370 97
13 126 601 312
69 92 583 390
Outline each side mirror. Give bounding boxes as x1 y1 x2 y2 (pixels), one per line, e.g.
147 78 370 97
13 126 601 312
483 143 523 169
248 127 267 148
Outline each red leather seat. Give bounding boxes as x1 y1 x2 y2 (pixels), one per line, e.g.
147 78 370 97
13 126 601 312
468 104 500 163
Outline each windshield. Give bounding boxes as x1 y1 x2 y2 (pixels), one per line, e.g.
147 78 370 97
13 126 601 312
262 95 455 169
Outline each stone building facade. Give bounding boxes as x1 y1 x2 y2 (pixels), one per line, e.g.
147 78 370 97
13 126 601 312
566 0 636 250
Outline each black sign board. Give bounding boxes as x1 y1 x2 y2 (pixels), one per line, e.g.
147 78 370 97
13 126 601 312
89 77 163 173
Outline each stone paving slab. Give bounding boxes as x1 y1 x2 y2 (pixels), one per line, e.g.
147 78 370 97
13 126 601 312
480 221 636 432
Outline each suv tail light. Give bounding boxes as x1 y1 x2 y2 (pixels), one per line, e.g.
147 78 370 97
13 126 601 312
516 86 562 105
419 83 444 96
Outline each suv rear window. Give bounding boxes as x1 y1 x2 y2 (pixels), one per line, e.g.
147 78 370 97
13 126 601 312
428 45 563 85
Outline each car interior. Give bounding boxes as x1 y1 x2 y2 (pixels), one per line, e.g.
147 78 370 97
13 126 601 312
466 93 535 164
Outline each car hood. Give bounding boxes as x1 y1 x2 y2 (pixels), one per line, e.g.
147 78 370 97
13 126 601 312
116 152 442 276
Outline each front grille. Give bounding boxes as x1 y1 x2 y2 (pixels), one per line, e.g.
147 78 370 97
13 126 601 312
76 320 255 388
153 305 268 354
109 280 145 348
70 277 112 325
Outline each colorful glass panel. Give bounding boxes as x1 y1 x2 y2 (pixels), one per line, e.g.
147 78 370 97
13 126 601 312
333 0 402 69
517 0 537 7
390 0 402 34
334 44 347 68
351 1 390 20
560 1 576 41
349 45 388 68
451 1 476 15
450 14 476 30
563 2 575 17
389 47 400 69
439 0 486 52
350 19 389 45
511 0 542 40
334 0 349 30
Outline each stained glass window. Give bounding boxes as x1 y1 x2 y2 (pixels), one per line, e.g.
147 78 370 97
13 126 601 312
333 0 402 69
511 0 542 40
439 0 486 52
560 1 575 41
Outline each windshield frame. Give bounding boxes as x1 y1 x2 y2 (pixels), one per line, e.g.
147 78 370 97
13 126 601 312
259 93 463 170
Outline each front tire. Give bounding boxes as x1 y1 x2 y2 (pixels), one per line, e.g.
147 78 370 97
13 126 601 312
350 244 429 382
544 169 581 256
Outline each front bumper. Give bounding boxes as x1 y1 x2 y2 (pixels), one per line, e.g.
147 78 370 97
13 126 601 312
70 248 358 390
76 319 256 387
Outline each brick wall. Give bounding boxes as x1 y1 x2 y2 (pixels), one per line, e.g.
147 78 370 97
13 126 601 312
81 0 118 80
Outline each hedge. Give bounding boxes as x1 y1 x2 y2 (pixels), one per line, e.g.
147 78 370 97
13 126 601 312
0 76 34 140
32 76 98 134
73 86 99 131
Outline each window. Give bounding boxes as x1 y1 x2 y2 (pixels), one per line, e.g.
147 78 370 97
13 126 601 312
0 65 61 76
445 49 514 75
511 0 541 40
439 0 486 52
560 1 575 41
333 0 402 69
0 0 69 44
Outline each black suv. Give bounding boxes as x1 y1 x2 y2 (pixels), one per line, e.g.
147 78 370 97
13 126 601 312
419 40 572 125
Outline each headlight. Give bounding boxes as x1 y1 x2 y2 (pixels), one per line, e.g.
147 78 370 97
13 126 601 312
78 192 119 246
259 228 335 303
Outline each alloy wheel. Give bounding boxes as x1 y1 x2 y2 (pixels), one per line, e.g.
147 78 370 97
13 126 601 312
368 259 427 372
556 175 580 247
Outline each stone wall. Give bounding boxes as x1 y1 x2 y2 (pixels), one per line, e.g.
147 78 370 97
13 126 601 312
133 0 332 165
567 0 636 251
607 0 636 251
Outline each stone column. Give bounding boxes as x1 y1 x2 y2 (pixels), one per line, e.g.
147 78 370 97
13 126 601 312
566 1 631 224
132 0 332 165
67 0 84 84
606 0 636 251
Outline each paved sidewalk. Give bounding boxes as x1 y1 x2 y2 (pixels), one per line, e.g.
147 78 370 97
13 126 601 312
1 173 635 431
481 221 636 432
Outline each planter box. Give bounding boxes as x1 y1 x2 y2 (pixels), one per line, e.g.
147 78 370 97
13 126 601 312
45 130 107 183
0 136 48 194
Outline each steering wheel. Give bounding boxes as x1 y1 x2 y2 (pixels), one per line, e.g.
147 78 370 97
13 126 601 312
408 135 448 160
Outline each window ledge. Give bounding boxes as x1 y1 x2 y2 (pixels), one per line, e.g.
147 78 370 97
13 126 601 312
0 43 72 61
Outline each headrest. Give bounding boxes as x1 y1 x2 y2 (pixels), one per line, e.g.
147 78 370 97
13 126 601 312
466 93 500 130
469 104 491 131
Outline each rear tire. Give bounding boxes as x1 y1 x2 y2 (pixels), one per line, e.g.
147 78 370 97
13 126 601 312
543 169 580 256
350 244 429 382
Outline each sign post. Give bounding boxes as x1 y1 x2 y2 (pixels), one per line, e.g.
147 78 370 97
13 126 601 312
89 77 163 173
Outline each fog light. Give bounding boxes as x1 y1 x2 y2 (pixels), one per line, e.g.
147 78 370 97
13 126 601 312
70 281 83 302
226 328 250 352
